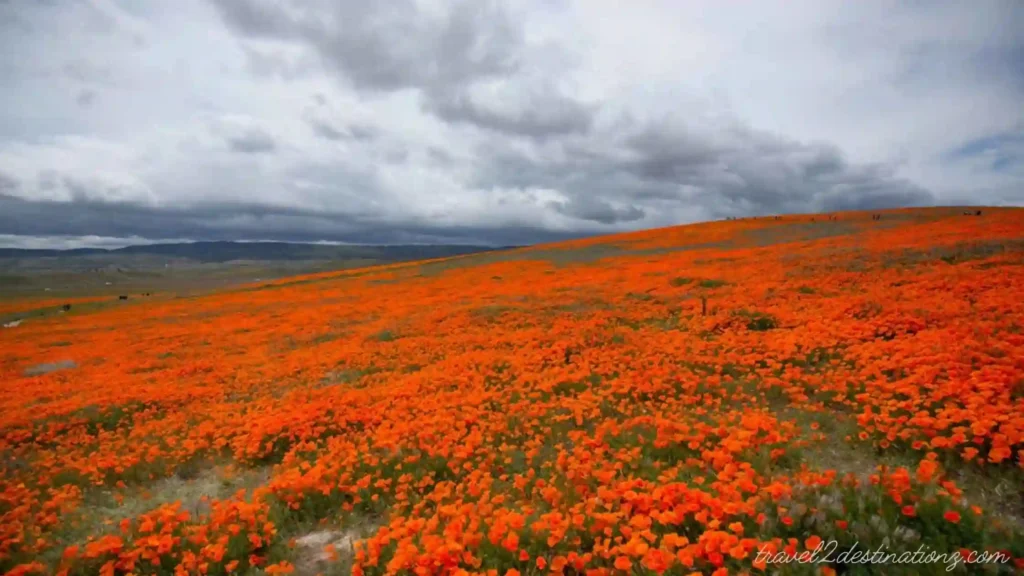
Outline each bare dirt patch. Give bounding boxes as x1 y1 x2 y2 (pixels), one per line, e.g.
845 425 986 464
41 463 270 566
292 519 382 576
24 359 77 376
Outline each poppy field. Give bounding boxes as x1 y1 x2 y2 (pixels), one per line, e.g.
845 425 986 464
2 207 1023 575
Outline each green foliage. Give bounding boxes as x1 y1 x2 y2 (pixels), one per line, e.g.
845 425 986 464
698 278 729 288
370 329 398 342
735 309 779 331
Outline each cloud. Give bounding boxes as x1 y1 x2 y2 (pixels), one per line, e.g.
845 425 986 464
935 127 1024 200
208 0 597 139
76 89 96 108
348 124 376 141
308 119 344 141
62 59 116 87
947 130 1024 159
425 86 596 139
474 117 934 223
945 128 1024 172
0 0 1021 249
227 129 276 154
0 233 182 251
307 117 377 142
242 43 318 80
208 0 521 91
215 118 278 154
0 193 571 246
550 197 645 225
0 171 18 194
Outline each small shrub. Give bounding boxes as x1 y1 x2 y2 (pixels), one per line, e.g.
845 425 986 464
371 330 398 342
735 309 778 331
747 315 777 331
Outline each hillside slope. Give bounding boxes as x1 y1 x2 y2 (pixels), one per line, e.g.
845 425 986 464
1 207 1022 575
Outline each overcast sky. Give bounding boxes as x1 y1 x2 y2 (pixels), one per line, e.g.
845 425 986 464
0 0 1021 248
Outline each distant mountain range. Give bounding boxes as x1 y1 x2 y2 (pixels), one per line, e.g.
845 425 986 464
0 241 511 263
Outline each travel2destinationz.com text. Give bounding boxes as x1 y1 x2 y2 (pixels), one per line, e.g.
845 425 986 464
754 539 1011 572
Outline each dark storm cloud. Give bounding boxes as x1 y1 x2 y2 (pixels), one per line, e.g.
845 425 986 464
0 193 568 246
226 128 276 154
474 119 934 222
208 0 596 139
209 0 520 91
549 197 645 224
